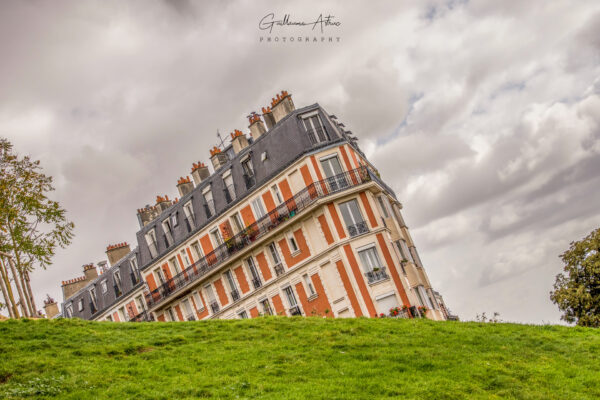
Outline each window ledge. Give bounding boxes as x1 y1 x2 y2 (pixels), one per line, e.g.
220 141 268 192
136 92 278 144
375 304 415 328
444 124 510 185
307 293 318 301
291 250 301 257
368 277 390 286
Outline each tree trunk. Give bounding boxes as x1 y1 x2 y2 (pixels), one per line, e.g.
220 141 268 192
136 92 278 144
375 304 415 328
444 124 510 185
23 270 37 315
18 268 34 316
5 256 29 317
0 257 19 318
0 259 15 318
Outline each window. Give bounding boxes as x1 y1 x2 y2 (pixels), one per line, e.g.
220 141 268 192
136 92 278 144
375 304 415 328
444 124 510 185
169 257 181 275
223 172 235 203
287 233 299 254
78 298 84 312
303 274 316 297
242 158 255 189
416 285 434 309
271 184 283 204
210 227 224 247
283 286 301 315
118 307 127 322
129 257 139 285
247 257 262 289
193 291 205 311
180 249 191 269
396 240 414 264
251 198 266 219
269 242 284 276
162 219 174 247
65 303 73 318
205 284 219 313
101 280 108 294
410 247 424 268
135 295 145 313
260 298 273 316
191 241 203 261
204 188 215 218
358 246 388 284
106 315 113 322
413 286 425 307
238 310 248 319
114 271 123 297
302 113 330 144
166 307 176 322
231 213 244 234
339 199 367 237
182 299 195 321
320 155 347 191
89 288 98 312
170 212 178 228
377 196 390 218
154 268 166 285
183 201 196 231
145 229 158 258
224 270 240 301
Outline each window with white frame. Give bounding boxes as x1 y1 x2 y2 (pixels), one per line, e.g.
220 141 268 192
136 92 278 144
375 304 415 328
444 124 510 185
238 310 248 319
210 227 223 247
145 229 158 258
162 219 174 247
78 298 84 312
271 184 283 204
268 242 282 265
410 247 424 268
301 113 330 144
283 286 301 315
205 284 219 313
357 245 387 284
241 157 254 177
223 171 235 203
339 199 367 237
396 239 414 264
169 256 181 275
101 279 108 294
203 187 215 218
89 288 97 312
246 257 262 289
129 257 139 284
191 241 203 262
303 274 316 297
287 232 299 254
230 213 244 234
154 268 166 285
65 303 73 318
260 298 273 315
170 212 178 228
377 196 390 219
135 295 145 313
180 249 191 269
118 307 127 321
251 197 266 219
183 201 195 231
114 271 123 296
182 298 195 320
192 291 205 311
106 315 113 321
166 307 176 322
224 270 239 301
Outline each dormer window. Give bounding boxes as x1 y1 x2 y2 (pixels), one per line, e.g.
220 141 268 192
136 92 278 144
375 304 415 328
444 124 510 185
241 157 255 189
114 271 123 297
183 201 195 231
223 170 236 203
162 219 174 247
89 287 98 313
145 229 158 259
203 186 215 218
301 112 330 145
129 257 139 285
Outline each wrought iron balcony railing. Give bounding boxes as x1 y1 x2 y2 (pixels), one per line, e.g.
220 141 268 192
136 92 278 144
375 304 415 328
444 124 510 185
365 266 389 284
144 166 372 309
210 301 220 314
130 310 155 322
230 289 240 302
251 277 262 290
186 313 196 321
347 221 369 237
273 263 285 277
289 306 302 316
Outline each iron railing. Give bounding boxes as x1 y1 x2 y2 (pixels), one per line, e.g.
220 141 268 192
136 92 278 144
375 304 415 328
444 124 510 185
365 266 389 284
251 277 262 290
210 301 220 313
273 263 285 277
144 166 372 309
347 221 369 237
230 289 240 302
130 310 155 322
289 306 302 316
186 313 196 321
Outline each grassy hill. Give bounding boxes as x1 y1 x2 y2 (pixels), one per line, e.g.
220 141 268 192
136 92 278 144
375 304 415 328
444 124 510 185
1 318 599 399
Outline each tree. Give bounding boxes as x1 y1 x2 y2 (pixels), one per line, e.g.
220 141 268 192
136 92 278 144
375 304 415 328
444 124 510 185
0 138 75 317
550 228 600 327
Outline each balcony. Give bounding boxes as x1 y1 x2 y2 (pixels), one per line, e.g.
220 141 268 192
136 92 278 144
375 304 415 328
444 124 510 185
144 166 372 309
210 301 220 314
347 221 369 237
273 263 285 277
230 289 240 302
365 266 389 284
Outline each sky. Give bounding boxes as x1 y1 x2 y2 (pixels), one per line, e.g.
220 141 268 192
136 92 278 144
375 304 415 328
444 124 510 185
1 0 599 324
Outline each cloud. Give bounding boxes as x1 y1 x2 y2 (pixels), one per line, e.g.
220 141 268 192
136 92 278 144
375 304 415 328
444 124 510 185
0 0 599 323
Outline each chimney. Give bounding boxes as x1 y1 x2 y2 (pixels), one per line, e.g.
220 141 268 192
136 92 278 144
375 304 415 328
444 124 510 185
105 242 131 266
210 146 228 170
155 195 172 212
191 162 210 186
43 295 59 319
177 176 194 197
270 90 295 124
262 106 276 130
61 275 88 301
97 260 108 274
83 263 99 280
137 205 158 227
230 129 249 154
248 112 267 139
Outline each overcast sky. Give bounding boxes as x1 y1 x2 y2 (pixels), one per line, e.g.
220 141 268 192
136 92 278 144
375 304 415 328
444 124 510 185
1 0 599 323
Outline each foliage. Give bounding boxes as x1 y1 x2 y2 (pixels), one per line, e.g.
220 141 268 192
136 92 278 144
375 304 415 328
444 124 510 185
550 228 600 327
475 312 502 323
1 318 599 399
0 138 74 271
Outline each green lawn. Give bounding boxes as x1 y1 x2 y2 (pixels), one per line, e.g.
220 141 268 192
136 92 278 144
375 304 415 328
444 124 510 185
1 317 599 399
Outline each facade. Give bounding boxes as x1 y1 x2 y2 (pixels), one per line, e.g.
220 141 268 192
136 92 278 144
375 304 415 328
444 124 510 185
61 90 447 322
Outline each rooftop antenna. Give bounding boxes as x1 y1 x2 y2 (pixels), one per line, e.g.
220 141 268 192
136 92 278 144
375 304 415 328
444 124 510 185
216 129 227 149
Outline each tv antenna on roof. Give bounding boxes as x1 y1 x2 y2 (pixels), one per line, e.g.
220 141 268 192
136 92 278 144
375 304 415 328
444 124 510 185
216 129 227 149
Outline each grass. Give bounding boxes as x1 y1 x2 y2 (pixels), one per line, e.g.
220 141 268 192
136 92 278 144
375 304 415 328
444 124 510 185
1 317 599 399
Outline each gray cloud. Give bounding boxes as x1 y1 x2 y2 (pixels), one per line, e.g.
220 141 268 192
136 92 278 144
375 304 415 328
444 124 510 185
1 0 599 323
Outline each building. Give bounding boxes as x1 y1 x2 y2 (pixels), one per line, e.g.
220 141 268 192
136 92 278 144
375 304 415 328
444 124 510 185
61 90 447 322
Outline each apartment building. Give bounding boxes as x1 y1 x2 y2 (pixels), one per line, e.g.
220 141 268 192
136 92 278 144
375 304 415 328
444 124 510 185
62 91 446 322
